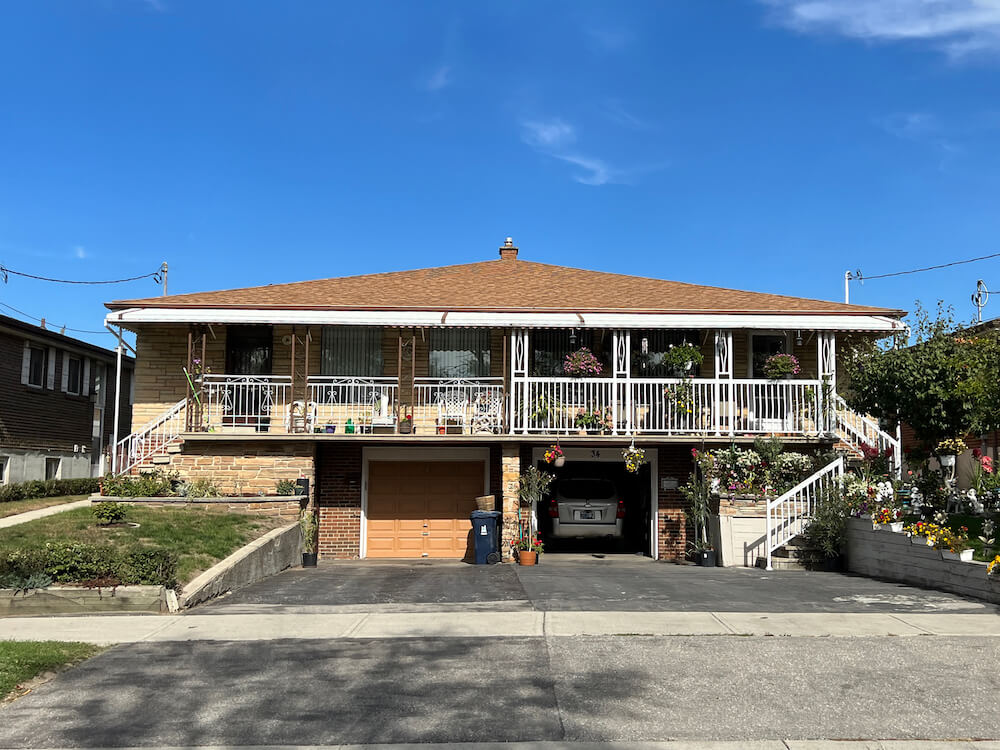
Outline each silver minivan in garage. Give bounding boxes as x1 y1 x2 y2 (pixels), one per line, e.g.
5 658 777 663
548 477 624 540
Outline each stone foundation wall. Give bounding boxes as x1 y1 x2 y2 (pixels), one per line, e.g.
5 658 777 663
657 446 691 561
315 443 362 559
98 496 306 519
500 444 521 562
161 442 315 497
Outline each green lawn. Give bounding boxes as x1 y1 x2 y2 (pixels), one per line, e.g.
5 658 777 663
0 495 87 520
0 505 289 583
0 641 104 700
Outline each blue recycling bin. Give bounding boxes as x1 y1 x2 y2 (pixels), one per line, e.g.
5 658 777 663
470 510 501 565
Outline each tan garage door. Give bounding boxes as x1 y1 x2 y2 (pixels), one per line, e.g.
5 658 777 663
366 460 485 558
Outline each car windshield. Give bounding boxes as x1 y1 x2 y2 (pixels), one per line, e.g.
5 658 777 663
558 479 615 500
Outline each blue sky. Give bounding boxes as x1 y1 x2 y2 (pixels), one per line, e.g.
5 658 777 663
3 1 1000 348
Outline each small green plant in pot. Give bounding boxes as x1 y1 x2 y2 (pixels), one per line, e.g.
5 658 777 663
276 479 297 496
300 509 319 567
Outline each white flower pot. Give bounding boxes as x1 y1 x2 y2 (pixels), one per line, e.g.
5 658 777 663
941 549 974 562
909 535 932 546
940 454 956 468
554 456 566 468
875 522 904 533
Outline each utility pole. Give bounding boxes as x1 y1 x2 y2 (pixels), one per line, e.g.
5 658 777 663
844 269 861 304
161 262 168 296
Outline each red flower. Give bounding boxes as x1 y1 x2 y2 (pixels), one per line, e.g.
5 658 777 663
973 448 982 459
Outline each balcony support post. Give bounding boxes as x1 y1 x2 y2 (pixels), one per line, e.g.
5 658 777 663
714 329 733 436
510 329 529 434
818 332 836 433
612 330 629 435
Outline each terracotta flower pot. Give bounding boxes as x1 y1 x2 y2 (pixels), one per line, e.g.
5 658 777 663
518 550 538 566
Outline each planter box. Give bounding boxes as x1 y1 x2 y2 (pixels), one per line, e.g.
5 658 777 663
874 522 903 532
941 549 974 562
909 535 933 546
0 585 172 617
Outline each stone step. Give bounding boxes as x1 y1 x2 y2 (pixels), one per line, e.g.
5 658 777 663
149 456 172 465
165 444 183 454
756 556 808 571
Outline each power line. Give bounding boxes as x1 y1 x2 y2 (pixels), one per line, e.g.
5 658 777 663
860 251 1000 281
0 302 110 335
0 265 161 285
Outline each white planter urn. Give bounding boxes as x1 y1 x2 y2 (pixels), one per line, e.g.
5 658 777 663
554 456 566 468
875 521 904 533
941 548 974 562
940 454 956 468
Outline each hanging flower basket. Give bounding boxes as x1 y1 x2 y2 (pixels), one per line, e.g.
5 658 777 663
762 353 800 380
544 444 565 467
563 347 604 377
622 445 646 474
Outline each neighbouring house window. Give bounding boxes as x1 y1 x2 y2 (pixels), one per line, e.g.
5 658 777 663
320 326 383 377
26 345 46 387
751 334 787 378
0 456 8 484
45 457 60 480
631 330 702 377
66 356 83 395
428 329 491 378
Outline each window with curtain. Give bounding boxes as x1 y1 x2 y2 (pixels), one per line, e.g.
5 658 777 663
428 329 490 378
320 327 384 377
631 330 702 377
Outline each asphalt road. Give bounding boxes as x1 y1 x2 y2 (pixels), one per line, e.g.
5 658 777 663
202 556 996 614
1 635 998 747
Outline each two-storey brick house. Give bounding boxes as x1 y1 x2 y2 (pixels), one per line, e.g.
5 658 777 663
0 314 134 483
104 240 904 562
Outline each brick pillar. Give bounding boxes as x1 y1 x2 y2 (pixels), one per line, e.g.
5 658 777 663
501 444 521 561
657 446 691 561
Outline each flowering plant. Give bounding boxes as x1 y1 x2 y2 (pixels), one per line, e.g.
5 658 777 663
762 353 800 379
515 536 544 553
661 343 704 374
574 407 613 431
988 554 1000 577
543 445 564 464
664 379 695 415
872 506 902 524
935 437 966 455
622 446 646 474
563 347 603 377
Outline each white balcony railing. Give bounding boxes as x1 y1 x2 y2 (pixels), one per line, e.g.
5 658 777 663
514 377 829 436
413 378 505 434
307 376 398 433
203 374 292 432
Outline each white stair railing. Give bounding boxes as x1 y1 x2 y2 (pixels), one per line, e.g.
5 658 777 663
113 398 187 475
765 456 844 571
831 393 900 476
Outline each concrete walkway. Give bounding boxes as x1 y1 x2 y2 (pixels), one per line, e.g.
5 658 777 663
0 499 89 529
2 609 999 643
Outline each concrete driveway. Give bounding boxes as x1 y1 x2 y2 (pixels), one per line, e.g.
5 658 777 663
200 554 996 615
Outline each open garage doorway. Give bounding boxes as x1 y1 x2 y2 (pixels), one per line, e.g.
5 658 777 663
531 446 657 558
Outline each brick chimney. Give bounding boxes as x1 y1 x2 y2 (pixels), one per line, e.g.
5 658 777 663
499 237 518 260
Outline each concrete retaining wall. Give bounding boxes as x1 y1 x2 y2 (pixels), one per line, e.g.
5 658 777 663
846 517 1000 604
0 585 169 616
710 513 767 567
178 522 302 609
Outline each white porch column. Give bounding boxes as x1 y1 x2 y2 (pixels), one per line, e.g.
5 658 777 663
111 342 123 473
714 329 733 436
817 332 836 432
510 328 529 434
612 330 630 435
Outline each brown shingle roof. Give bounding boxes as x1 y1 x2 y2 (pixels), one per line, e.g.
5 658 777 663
107 258 901 315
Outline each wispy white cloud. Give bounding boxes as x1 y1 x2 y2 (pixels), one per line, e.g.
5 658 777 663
422 65 453 92
520 118 576 149
519 117 666 186
73 245 87 260
602 100 651 131
760 0 1000 58
141 0 167 12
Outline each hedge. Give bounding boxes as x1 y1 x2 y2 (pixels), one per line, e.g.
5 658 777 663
0 478 100 504
0 544 178 589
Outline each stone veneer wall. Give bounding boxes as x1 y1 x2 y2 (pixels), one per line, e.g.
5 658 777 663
657 446 691 561
165 442 315 497
315 443 363 559
500 444 521 562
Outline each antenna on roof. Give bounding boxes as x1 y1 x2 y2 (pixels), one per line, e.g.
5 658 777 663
972 279 992 323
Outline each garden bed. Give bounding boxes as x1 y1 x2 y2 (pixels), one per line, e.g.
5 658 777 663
845 517 1000 604
0 505 289 588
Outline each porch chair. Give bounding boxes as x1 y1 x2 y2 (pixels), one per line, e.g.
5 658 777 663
471 389 504 434
437 389 469 433
370 389 396 428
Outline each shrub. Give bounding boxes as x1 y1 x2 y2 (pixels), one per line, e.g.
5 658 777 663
0 477 100 503
92 501 128 525
186 478 222 498
801 488 850 560
0 544 178 589
100 471 175 498
276 479 297 496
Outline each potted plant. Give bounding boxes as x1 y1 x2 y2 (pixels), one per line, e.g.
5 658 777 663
563 347 603 377
399 413 414 434
935 437 965 468
935 524 973 561
662 343 704 377
622 445 646 474
762 353 800 380
871 505 903 532
515 536 544 566
544 444 565 467
574 409 597 435
680 455 716 567
300 508 318 567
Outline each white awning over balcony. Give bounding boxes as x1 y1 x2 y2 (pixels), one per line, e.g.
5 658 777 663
106 307 904 332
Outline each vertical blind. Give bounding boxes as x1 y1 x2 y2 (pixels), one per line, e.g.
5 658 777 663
321 326 384 377
428 329 490 378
